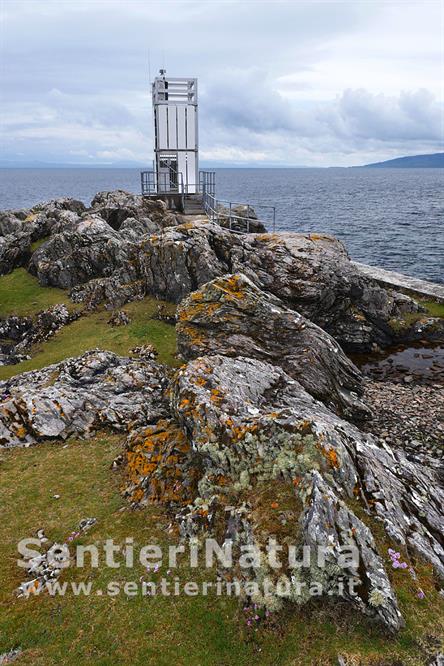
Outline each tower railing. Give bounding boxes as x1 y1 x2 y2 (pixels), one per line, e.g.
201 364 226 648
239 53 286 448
141 168 276 232
141 170 184 195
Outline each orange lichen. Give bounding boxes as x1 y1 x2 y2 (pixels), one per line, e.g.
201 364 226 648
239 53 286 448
210 389 223 405
319 445 339 469
15 425 27 439
229 422 258 442
309 233 331 241
217 275 245 301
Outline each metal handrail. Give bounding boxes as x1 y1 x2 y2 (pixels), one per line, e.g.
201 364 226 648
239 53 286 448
199 172 275 233
141 168 276 232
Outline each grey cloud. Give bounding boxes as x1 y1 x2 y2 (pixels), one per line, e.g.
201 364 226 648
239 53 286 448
1 1 442 166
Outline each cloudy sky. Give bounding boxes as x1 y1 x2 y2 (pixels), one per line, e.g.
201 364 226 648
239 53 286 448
1 0 443 167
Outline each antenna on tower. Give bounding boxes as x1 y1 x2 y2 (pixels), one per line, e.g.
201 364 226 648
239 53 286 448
148 48 152 86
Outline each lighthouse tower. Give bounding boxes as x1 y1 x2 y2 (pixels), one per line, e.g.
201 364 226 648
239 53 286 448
152 70 198 194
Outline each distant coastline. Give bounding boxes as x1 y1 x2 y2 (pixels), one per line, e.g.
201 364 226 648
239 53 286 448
1 153 443 169
358 152 444 168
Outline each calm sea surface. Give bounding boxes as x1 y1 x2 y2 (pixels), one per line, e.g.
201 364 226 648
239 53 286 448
1 167 443 283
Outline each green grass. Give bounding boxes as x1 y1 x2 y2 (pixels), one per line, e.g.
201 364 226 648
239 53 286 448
421 300 444 319
388 298 444 334
0 268 70 318
0 438 442 666
30 238 49 253
0 272 443 664
0 269 179 380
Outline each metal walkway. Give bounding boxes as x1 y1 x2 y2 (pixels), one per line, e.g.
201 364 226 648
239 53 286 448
140 169 276 231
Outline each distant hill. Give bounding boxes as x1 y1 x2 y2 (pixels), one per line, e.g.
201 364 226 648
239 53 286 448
360 153 444 168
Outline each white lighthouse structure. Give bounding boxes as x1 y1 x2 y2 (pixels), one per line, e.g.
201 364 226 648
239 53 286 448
152 70 198 194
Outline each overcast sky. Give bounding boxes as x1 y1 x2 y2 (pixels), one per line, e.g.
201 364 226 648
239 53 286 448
1 0 443 167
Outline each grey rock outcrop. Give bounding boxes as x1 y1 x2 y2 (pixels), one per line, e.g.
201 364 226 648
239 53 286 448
0 350 169 447
4 193 440 354
124 221 428 351
0 231 31 275
177 273 369 419
90 190 179 230
0 304 79 366
28 215 131 288
0 198 86 240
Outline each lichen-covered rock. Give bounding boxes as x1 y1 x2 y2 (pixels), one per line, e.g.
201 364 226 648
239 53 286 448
0 198 85 239
124 419 198 505
107 310 130 327
0 350 169 447
71 276 145 310
22 200 435 353
177 273 369 419
32 197 86 217
162 354 443 629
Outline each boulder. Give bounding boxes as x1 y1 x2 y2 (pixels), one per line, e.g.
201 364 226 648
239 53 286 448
124 419 199 505
0 350 169 447
177 273 369 419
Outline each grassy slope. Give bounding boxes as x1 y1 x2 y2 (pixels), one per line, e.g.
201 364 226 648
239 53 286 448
0 437 442 666
0 270 443 664
0 270 178 380
0 268 71 318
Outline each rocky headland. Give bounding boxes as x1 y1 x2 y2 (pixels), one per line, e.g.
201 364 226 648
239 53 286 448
1 190 443 639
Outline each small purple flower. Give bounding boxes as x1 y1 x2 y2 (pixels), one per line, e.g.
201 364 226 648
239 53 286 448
247 619 252 626
392 561 400 569
417 588 425 599
255 615 260 621
399 562 408 569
